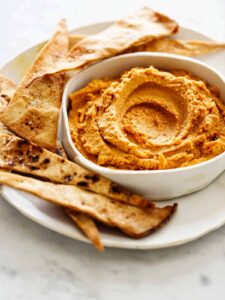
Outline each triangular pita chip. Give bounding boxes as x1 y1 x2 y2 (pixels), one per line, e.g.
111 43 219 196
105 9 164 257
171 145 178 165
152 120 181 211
131 38 225 56
0 171 177 238
28 7 178 82
69 34 225 58
1 20 69 149
66 209 104 251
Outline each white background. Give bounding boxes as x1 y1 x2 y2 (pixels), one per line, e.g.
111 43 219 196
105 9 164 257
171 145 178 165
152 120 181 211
0 0 225 299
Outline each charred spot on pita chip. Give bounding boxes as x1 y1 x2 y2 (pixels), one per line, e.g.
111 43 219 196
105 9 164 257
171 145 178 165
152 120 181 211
30 155 40 162
110 183 124 194
84 174 100 182
64 175 73 183
77 181 89 187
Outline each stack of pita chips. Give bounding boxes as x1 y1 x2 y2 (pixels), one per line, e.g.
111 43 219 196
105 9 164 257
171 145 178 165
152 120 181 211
1 7 224 250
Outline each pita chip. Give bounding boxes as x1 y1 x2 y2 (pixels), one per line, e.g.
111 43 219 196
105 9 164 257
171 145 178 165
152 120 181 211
0 131 153 207
1 19 69 149
0 171 177 238
131 38 225 56
66 209 104 251
69 35 225 58
28 7 178 82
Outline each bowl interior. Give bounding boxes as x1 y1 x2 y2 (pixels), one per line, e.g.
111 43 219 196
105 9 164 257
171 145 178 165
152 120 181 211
62 52 225 174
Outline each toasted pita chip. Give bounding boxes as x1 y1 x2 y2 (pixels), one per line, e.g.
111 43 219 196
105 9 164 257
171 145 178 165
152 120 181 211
0 171 177 238
131 38 225 56
28 7 178 82
65 209 104 251
0 131 153 208
69 35 225 57
1 20 69 149
1 75 66 149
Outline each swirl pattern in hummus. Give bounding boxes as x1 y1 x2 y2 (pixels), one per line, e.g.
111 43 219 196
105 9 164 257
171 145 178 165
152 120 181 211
69 67 225 170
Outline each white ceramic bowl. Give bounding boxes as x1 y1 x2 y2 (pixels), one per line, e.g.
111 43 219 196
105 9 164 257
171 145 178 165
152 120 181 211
61 53 225 200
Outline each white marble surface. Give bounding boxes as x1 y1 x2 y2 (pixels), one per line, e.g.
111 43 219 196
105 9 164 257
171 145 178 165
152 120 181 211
0 0 225 299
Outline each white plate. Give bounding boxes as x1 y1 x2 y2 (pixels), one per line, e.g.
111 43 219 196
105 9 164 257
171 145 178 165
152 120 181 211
1 22 225 250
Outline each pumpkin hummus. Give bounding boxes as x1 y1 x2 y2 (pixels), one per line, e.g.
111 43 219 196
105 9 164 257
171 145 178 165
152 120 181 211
69 66 225 170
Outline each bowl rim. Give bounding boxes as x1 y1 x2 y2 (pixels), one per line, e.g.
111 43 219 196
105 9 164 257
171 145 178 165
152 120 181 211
62 52 225 175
